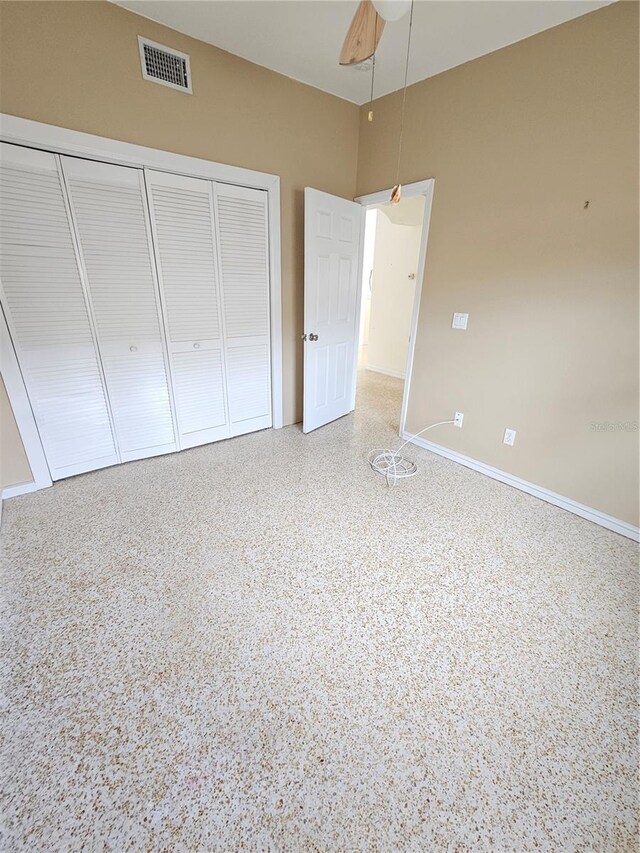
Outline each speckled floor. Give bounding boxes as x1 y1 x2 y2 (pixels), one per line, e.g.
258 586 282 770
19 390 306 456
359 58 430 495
1 371 638 851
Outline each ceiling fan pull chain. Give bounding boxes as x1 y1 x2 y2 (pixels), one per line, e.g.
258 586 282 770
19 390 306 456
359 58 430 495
391 0 415 203
368 12 380 121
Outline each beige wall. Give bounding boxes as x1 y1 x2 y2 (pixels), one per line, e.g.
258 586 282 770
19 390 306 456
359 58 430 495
0 375 31 488
1 1 638 527
368 208 423 378
0 0 360 432
357 1 639 526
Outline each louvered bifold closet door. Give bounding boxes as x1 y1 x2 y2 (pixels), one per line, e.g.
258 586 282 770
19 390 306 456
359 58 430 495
61 157 177 462
0 143 119 480
214 184 272 436
145 170 230 449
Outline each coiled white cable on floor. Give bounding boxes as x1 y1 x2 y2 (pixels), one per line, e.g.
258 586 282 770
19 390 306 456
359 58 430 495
368 420 455 486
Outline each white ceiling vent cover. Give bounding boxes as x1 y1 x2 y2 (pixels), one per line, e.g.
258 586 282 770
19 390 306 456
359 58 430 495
138 37 192 94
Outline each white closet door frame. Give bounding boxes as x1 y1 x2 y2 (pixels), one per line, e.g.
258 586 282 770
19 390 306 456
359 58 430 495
0 115 283 429
0 304 52 497
0 115 283 497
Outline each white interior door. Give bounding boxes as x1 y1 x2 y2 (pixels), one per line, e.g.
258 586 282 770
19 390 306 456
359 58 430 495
61 157 177 463
145 170 230 450
303 188 363 433
0 143 119 480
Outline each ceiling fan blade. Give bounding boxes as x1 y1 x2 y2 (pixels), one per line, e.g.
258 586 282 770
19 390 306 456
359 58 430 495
339 0 385 66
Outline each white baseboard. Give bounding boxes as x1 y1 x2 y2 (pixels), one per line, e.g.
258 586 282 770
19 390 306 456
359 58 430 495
2 479 40 500
366 365 406 380
402 432 640 542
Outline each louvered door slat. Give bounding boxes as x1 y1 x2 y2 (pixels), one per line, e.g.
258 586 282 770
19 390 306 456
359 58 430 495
0 143 118 480
62 157 177 462
215 183 272 434
146 170 229 449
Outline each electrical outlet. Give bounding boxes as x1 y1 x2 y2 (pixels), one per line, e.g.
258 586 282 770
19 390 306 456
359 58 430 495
454 412 464 428
452 312 469 330
503 428 516 446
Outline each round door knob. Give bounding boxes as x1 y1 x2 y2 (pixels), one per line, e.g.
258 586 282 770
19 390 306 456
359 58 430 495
193 342 200 349
130 345 138 352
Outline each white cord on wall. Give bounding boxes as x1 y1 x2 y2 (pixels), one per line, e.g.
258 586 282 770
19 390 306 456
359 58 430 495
368 420 455 486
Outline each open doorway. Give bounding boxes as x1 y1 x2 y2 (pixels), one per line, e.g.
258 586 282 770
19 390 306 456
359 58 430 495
353 180 434 433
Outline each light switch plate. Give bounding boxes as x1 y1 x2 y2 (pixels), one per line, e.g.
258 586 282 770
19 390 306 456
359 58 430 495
503 428 516 446
452 312 469 330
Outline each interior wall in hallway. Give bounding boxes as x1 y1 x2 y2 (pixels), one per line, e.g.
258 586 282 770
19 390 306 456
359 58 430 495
367 210 422 379
358 210 377 353
356 1 639 526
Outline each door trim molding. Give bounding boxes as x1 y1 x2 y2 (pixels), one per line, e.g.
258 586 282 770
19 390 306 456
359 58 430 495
402 430 640 542
353 179 435 434
0 305 53 499
0 114 283 430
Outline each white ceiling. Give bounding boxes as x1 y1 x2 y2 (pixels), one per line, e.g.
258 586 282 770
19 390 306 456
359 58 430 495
115 0 613 105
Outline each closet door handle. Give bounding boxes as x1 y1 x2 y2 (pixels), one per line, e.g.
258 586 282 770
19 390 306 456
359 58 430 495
129 345 138 352
193 342 200 349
